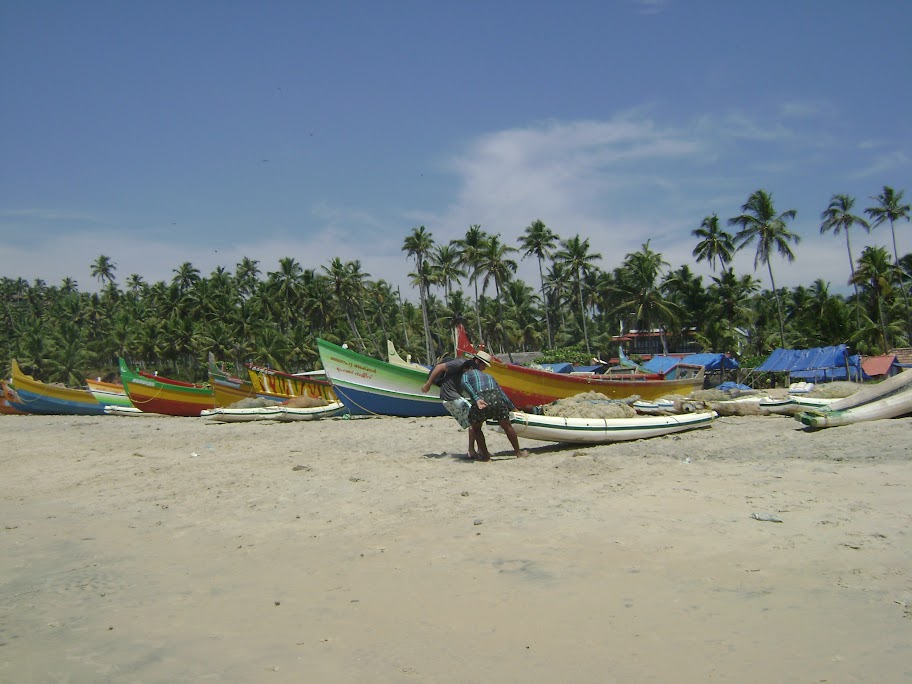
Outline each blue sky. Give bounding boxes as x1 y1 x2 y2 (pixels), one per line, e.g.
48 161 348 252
1 1 910 300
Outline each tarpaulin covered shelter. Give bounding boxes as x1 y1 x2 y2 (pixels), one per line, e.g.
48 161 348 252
755 345 867 382
643 353 739 374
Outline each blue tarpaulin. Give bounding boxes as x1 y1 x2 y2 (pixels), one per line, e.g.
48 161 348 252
681 353 740 371
539 362 574 373
755 346 867 382
642 356 679 374
643 354 739 373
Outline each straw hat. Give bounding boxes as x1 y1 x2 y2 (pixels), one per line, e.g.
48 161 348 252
471 350 493 365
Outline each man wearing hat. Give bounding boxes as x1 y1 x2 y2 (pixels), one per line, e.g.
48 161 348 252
421 351 527 461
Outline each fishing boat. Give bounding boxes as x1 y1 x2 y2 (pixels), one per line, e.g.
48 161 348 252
7 359 106 415
455 325 705 409
493 409 717 444
317 338 448 417
796 369 912 428
201 405 285 422
275 402 348 421
759 395 839 416
201 401 348 423
207 354 258 407
246 363 337 403
1 379 23 414
118 358 216 417
386 340 429 371
86 378 136 410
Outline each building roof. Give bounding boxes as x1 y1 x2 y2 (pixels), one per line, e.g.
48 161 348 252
862 355 897 377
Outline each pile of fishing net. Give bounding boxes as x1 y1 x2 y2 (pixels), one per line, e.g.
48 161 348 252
805 381 862 399
542 391 637 419
229 397 283 409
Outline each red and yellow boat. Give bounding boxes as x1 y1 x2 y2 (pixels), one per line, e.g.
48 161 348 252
119 358 216 417
455 325 704 409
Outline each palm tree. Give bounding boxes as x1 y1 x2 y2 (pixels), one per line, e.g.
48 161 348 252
866 186 911 337
611 241 680 354
866 186 911 267
431 243 466 307
519 219 559 349
850 245 899 353
554 235 602 356
728 190 800 348
172 261 201 294
819 194 870 329
475 234 518 354
90 255 117 287
454 225 489 343
234 257 261 298
402 226 435 363
691 214 735 272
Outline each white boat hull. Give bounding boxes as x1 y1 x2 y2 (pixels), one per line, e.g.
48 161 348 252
494 410 717 444
201 402 347 423
797 369 912 427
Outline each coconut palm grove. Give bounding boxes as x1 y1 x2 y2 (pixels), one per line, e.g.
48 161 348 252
2 186 910 386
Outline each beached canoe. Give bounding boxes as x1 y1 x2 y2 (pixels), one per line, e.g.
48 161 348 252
317 338 448 417
493 409 717 444
455 325 704 409
759 395 839 416
796 369 912 428
201 401 348 423
201 406 285 422
275 402 348 421
86 378 136 410
118 358 216 417
7 360 106 415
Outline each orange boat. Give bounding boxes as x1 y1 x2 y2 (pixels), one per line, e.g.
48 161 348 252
455 325 704 409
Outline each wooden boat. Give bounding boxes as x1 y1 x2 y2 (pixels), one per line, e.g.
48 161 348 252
104 405 151 417
246 364 337 403
1 379 23 414
455 325 705 409
493 409 717 444
118 358 216 417
276 402 348 421
317 338 448 417
796 369 912 428
201 406 285 422
386 340 429 371
6 360 107 415
759 395 838 416
207 354 258 407
86 378 136 409
202 401 348 423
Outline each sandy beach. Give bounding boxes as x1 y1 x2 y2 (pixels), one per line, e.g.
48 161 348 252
2 412 911 683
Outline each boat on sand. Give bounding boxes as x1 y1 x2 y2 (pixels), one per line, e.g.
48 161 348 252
796 369 912 428
119 358 216 417
493 409 716 444
455 325 704 409
7 360 106 415
317 338 448 417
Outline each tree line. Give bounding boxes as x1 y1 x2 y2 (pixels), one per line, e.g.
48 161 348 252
2 186 909 386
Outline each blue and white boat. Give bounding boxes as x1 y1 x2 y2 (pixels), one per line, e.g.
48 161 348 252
317 339 448 417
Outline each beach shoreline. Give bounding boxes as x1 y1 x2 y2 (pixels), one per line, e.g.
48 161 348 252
2 413 911 682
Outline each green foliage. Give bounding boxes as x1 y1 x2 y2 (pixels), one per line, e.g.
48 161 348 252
536 345 592 365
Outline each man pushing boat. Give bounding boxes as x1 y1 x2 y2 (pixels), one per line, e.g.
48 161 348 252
421 350 528 461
